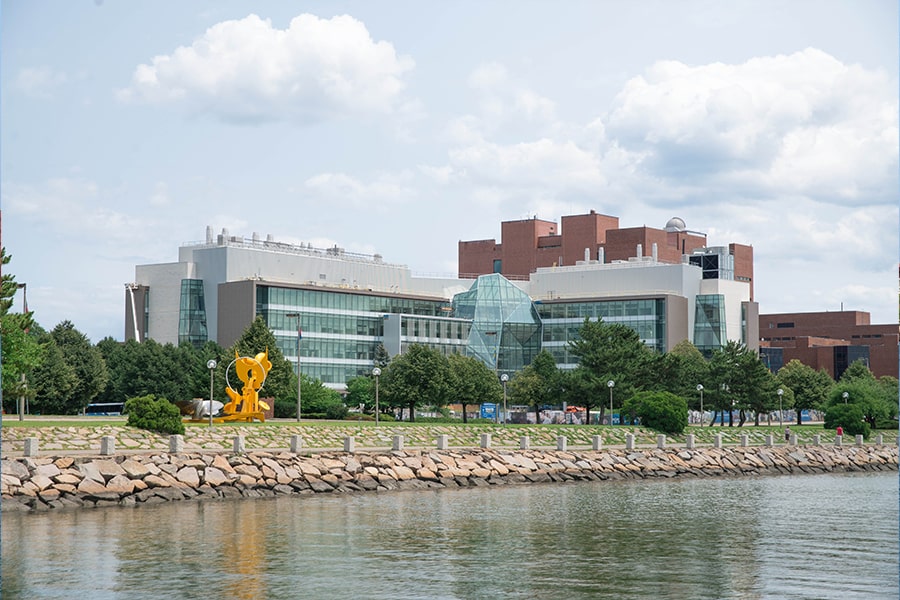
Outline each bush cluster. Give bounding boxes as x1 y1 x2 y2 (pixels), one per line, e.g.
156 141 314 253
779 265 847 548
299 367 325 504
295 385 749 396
125 394 185 435
623 391 688 435
824 404 870 439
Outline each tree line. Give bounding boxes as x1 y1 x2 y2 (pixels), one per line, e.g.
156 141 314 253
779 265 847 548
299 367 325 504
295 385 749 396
3 246 896 434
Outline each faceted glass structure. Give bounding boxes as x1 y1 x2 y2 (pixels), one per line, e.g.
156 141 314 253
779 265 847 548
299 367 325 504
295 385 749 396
693 294 726 356
178 279 208 348
451 274 542 376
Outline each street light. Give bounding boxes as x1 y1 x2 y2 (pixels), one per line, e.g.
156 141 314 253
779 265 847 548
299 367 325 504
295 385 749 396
207 359 217 427
500 373 509 425
842 391 849 404
372 367 381 426
286 313 302 422
696 384 704 426
777 388 784 427
607 380 615 424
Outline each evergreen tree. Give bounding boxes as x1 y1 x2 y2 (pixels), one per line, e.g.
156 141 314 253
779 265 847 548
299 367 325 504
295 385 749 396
30 336 78 414
50 321 108 413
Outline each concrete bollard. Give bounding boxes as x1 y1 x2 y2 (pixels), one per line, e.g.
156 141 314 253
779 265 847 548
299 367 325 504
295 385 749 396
437 434 449 450
233 435 246 453
100 436 115 456
520 436 530 450
480 433 492 449
714 434 723 449
835 435 843 447
657 434 666 449
625 433 634 450
813 435 821 446
290 435 303 453
592 435 603 451
343 436 355 453
876 434 883 445
685 434 694 450
23 437 39 457
765 434 774 447
790 434 798 446
740 434 749 448
392 435 404 451
855 434 864 447
169 434 184 453
556 436 567 451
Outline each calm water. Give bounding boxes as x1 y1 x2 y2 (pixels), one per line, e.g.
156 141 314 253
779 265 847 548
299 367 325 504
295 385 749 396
2 472 897 600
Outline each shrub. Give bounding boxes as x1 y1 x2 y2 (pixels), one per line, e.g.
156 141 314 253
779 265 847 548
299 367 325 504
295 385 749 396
325 403 349 420
623 391 688 435
125 394 185 435
824 404 871 439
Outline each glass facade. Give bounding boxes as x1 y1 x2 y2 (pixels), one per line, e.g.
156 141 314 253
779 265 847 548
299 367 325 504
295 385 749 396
256 285 463 387
178 279 208 348
694 294 726 355
536 298 667 367
451 274 542 377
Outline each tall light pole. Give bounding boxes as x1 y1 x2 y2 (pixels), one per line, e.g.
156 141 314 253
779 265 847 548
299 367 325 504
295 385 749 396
500 373 509 425
842 391 849 404
372 367 381 426
607 380 615 425
286 313 302 422
777 388 784 427
207 359 217 427
697 384 704 426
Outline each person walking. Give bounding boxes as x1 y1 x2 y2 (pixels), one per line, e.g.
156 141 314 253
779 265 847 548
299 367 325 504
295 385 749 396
784 426 791 443
836 425 844 437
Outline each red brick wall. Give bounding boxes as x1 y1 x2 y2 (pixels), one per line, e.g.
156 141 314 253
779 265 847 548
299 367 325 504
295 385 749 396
730 243 754 300
458 239 500 278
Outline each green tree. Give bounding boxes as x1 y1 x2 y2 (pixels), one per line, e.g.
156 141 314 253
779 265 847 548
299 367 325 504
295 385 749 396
381 344 450 422
447 353 502 423
823 403 870 438
29 335 78 415
373 344 391 369
0 248 41 413
508 367 543 422
708 341 766 426
828 377 894 430
623 390 689 435
50 321 108 413
661 340 710 407
345 376 375 413
559 366 602 424
125 394 185 435
776 360 833 425
568 318 654 417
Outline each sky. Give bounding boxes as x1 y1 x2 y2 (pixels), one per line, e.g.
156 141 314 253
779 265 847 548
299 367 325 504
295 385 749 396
2 0 898 343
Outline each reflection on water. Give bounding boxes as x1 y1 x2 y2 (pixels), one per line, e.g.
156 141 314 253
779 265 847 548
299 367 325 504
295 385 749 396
3 472 897 600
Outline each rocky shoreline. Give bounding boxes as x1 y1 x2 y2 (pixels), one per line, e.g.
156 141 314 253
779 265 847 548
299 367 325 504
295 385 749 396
2 443 896 512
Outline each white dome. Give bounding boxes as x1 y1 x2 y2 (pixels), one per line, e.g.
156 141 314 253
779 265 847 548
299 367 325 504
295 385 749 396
665 217 686 232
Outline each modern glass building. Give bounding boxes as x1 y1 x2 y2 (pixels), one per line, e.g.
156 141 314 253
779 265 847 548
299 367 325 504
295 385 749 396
128 225 757 390
451 274 543 378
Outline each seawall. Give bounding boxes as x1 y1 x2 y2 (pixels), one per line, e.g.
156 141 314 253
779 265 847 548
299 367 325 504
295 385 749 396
2 444 896 512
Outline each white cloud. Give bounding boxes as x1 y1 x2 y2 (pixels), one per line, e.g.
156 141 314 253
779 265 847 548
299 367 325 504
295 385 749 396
302 170 416 206
605 48 898 205
118 13 415 124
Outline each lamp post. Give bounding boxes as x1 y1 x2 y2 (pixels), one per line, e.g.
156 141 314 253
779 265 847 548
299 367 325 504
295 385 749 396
286 313 302 422
842 391 849 404
372 367 381 426
607 380 615 425
207 359 217 427
500 373 509 425
777 388 784 427
697 384 704 426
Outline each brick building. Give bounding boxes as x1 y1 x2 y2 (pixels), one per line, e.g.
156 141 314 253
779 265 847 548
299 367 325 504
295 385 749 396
759 311 899 379
458 211 754 298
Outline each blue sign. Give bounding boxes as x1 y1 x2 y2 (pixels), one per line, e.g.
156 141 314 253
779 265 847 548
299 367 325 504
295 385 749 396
481 403 497 419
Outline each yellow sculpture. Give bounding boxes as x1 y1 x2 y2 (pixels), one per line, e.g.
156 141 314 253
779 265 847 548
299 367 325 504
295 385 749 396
219 349 272 423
